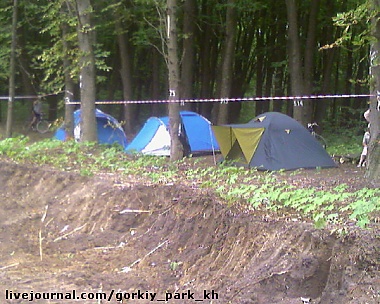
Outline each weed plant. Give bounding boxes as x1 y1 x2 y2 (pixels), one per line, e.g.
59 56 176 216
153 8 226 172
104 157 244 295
325 129 363 156
0 136 379 230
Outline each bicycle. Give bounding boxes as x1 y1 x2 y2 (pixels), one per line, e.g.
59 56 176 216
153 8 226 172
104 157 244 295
307 122 327 149
23 112 52 134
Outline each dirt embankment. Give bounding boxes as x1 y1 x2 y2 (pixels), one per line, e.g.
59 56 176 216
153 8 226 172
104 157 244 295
0 162 379 303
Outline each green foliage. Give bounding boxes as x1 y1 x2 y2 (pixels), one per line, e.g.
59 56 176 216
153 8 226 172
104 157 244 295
238 103 255 123
0 136 29 157
0 136 379 230
0 3 11 81
332 1 373 48
319 0 373 53
25 0 112 94
316 117 365 156
342 188 380 228
325 130 363 156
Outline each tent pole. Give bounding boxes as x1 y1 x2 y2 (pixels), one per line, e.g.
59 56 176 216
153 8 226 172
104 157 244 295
209 124 217 166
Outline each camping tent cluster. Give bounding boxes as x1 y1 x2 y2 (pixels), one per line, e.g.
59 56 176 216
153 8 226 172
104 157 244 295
54 110 219 155
212 112 337 171
55 109 336 171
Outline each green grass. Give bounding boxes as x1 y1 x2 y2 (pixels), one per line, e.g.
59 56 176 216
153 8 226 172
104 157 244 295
0 135 378 230
325 129 363 156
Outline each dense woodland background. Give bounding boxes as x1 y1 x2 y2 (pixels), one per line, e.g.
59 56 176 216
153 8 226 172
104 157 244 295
0 0 373 137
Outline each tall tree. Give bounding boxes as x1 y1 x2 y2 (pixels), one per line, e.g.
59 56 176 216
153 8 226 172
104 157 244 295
167 0 183 160
285 0 305 122
5 0 18 138
115 13 135 137
314 0 340 126
285 0 319 124
216 0 237 125
180 0 196 104
303 0 320 120
62 18 75 140
75 0 97 142
198 0 219 120
365 0 380 184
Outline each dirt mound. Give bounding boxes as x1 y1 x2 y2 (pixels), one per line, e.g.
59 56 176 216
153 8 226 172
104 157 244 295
0 162 379 303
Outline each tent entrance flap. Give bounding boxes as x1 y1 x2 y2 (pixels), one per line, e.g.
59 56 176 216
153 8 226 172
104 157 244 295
233 128 264 163
225 128 264 164
212 126 264 164
226 140 247 163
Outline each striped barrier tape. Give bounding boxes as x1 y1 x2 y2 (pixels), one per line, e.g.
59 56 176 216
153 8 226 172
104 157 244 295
63 94 375 105
1 92 378 107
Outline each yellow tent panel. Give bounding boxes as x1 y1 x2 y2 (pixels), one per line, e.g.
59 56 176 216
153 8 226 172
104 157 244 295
212 126 237 157
212 126 264 164
233 128 264 163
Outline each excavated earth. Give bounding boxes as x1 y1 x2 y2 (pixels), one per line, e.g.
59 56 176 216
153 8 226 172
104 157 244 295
0 160 379 304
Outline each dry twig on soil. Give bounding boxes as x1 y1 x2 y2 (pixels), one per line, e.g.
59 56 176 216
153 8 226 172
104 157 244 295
53 223 87 242
121 240 168 273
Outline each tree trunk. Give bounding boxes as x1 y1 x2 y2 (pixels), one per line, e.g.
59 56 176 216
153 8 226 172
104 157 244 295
315 47 336 125
5 0 18 138
273 5 287 113
365 0 380 184
61 20 75 139
199 0 217 120
303 0 320 122
217 0 237 125
76 0 97 142
285 0 306 124
150 48 161 117
180 0 196 110
255 11 265 116
18 44 37 102
263 15 276 113
115 18 135 138
167 0 183 161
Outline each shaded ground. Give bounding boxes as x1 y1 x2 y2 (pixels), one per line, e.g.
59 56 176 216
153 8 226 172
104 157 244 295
0 158 379 304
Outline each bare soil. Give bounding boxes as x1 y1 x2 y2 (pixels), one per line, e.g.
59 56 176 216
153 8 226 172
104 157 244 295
0 155 379 304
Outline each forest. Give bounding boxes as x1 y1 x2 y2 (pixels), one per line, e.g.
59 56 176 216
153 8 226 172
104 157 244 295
0 0 379 175
0 0 373 125
1 2 380 302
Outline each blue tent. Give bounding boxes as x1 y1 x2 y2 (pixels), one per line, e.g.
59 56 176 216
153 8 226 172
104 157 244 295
125 111 219 155
54 109 128 148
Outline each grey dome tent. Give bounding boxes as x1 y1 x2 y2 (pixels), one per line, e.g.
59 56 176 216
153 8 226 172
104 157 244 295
212 112 337 171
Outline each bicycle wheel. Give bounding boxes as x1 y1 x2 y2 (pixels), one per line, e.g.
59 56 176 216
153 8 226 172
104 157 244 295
314 133 327 149
36 119 50 133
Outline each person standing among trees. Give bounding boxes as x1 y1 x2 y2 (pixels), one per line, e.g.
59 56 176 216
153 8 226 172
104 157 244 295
357 107 371 167
29 99 42 129
364 108 370 127
358 127 370 167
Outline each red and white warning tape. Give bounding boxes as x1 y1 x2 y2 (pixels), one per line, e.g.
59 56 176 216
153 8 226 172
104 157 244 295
0 93 377 104
64 94 375 105
0 92 64 100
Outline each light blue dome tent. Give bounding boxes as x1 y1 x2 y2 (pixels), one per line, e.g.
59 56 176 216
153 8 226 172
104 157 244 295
125 111 219 156
54 109 128 148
